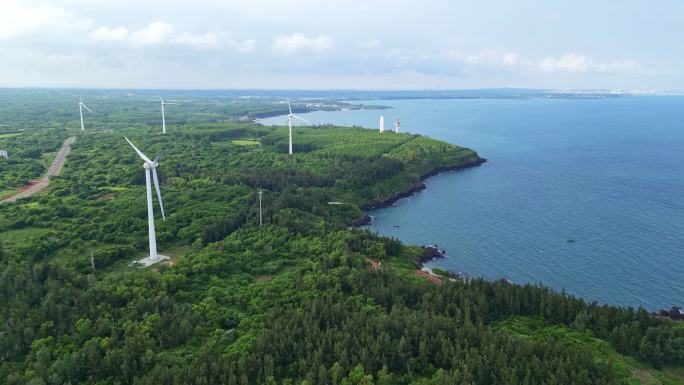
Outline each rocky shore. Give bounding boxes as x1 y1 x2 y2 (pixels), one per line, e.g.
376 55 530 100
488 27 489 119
361 157 487 211
418 244 447 264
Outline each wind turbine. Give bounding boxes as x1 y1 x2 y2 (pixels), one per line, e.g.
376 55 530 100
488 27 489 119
160 97 179 134
125 137 168 267
286 99 312 154
79 99 92 131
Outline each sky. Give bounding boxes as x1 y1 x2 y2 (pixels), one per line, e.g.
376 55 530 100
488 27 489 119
0 0 681 90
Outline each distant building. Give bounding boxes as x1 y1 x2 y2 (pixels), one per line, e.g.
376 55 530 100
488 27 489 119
395 118 400 133
0 150 7 159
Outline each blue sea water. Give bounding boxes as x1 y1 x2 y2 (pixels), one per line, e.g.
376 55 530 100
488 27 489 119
260 96 684 310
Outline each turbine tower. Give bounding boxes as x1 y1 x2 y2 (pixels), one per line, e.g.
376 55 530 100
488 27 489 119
286 99 312 154
79 100 92 131
160 97 179 134
379 115 385 132
258 190 263 227
395 118 400 133
125 137 169 267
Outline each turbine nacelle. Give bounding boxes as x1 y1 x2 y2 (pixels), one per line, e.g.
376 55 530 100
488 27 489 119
125 137 165 221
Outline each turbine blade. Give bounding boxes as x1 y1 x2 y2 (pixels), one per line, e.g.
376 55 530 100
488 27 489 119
292 115 312 124
159 96 164 103
152 166 166 221
153 151 163 164
287 99 292 115
124 137 152 163
81 104 93 113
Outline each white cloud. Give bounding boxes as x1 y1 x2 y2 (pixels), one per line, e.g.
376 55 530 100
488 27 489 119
0 0 92 40
89 26 129 42
538 53 590 72
358 39 381 49
174 32 220 50
501 53 521 67
129 22 175 46
88 22 224 51
232 39 256 53
454 50 649 76
272 33 334 53
538 53 647 74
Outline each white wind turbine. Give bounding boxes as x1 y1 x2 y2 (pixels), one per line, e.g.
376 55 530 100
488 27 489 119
125 137 169 267
160 97 179 134
79 99 92 131
286 99 312 154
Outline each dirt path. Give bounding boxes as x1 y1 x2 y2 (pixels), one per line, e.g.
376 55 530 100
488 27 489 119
2 136 75 203
415 269 443 285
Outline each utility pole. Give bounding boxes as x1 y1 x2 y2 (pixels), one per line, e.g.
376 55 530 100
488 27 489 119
258 190 263 227
90 252 95 271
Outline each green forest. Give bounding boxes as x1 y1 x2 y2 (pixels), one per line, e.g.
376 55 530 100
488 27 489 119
0 90 683 385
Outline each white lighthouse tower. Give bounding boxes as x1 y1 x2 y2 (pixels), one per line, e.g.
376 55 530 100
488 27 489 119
379 115 385 132
394 118 400 133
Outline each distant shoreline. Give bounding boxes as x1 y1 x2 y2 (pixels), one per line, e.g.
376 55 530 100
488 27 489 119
249 103 389 122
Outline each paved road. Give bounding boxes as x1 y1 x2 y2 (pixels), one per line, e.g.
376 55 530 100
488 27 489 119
2 136 76 203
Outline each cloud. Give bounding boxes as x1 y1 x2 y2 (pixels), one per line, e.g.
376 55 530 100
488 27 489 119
174 32 220 50
129 22 175 46
537 53 647 74
89 26 129 42
0 0 93 40
454 51 649 76
272 33 334 54
231 39 256 53
358 39 381 49
89 22 223 51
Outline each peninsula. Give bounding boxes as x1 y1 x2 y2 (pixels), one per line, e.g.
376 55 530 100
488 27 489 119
0 96 682 384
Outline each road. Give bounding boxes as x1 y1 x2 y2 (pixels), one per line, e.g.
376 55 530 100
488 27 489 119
2 136 76 203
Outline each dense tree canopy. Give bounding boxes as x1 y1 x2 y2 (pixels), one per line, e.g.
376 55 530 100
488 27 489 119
0 90 682 385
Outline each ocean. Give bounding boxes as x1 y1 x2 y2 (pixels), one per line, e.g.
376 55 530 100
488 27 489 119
259 96 684 310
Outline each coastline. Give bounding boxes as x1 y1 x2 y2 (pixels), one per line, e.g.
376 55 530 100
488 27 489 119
358 156 487 217
354 155 487 277
249 103 390 122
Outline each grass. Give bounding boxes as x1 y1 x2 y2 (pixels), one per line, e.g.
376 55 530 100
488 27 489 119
41 151 57 168
232 139 260 146
0 227 50 248
0 132 22 138
494 316 684 385
0 188 16 199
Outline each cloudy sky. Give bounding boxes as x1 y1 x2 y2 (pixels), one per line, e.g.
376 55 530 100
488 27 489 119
0 0 681 90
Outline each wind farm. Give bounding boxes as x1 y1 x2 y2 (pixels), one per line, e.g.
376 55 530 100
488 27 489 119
1 87 683 385
1 0 682 384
